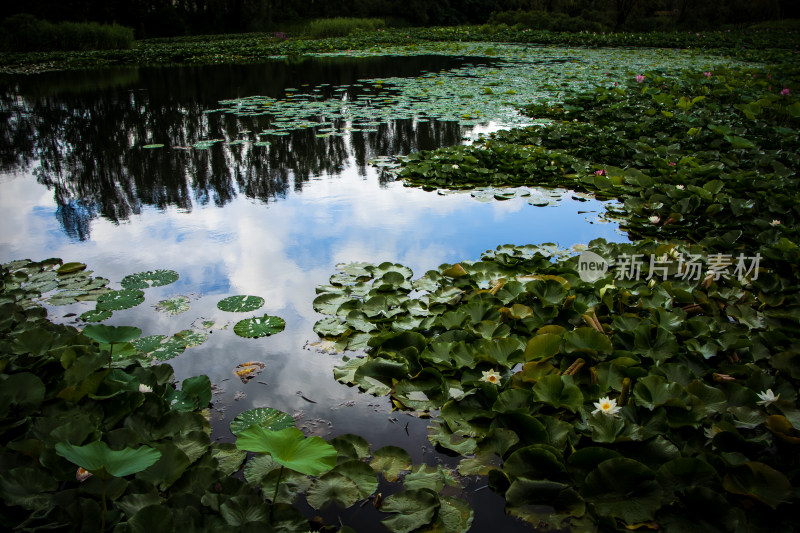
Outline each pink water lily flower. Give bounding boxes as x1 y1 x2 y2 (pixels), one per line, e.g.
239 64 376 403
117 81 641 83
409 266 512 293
635 74 645 83
703 71 712 78
781 87 791 96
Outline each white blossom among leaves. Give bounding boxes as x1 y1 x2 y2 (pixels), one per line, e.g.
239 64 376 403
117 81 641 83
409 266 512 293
592 396 621 417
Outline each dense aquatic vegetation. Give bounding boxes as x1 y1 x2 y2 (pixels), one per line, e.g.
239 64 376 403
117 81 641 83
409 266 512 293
2 28 800 532
0 260 478 532
1 25 798 74
309 47 800 529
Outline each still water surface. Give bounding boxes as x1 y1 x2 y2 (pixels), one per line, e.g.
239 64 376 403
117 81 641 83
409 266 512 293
0 55 625 530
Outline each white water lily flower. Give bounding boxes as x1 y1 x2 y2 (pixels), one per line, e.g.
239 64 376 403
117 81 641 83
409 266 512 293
770 219 781 226
648 215 660 224
676 184 685 190
138 383 153 393
452 164 460 169
756 389 779 407
592 396 621 417
480 369 502 384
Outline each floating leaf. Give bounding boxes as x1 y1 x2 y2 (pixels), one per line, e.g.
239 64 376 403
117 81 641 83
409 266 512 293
230 407 295 436
217 295 265 312
121 270 179 289
80 309 112 322
155 296 190 315
380 489 440 533
96 289 145 311
369 446 412 482
233 314 285 338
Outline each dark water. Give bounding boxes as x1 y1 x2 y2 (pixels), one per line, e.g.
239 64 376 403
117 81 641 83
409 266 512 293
0 56 624 532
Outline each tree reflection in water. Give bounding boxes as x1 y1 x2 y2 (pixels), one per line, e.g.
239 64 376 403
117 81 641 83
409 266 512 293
0 55 496 240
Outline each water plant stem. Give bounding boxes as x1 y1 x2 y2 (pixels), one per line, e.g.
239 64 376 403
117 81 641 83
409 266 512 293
271 465 285 517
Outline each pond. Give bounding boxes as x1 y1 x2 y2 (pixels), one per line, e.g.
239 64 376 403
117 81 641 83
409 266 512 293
0 52 630 530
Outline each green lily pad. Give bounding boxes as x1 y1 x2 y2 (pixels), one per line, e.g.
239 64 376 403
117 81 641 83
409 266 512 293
80 309 112 322
380 489 440 533
95 289 145 311
121 270 179 289
217 295 265 312
233 314 285 338
155 296 190 315
369 446 412 482
230 407 295 436
306 472 360 509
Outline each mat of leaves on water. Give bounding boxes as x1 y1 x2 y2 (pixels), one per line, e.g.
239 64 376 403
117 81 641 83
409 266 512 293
312 57 800 529
203 44 751 147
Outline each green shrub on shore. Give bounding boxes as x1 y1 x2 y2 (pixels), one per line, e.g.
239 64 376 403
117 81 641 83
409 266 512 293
0 13 134 52
304 17 386 38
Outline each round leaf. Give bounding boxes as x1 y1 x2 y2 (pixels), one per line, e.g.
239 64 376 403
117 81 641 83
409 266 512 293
230 407 295 436
233 314 285 338
217 295 265 312
121 270 179 289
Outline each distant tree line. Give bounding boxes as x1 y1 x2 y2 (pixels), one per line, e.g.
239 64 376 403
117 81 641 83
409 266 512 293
1 0 798 38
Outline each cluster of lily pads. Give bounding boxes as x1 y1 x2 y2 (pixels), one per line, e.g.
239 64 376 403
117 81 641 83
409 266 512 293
2 25 796 74
1 258 287 367
208 44 748 136
1 260 479 532
310 46 800 529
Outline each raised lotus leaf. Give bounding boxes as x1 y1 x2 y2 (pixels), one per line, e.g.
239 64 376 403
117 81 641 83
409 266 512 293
235 426 337 476
55 441 161 479
120 270 179 289
217 295 265 312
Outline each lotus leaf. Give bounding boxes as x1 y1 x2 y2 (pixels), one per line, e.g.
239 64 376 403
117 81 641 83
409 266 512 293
83 324 142 345
582 458 663 524
261 467 313 504
80 309 112 322
156 296 190 315
402 464 457 492
329 434 371 461
233 314 285 338
210 443 247 476
306 472 360 509
532 374 584 413
369 445 412 482
121 270 179 289
380 489 440 533
217 295 265 312
722 461 792 509
230 407 295 436
331 460 378 498
432 496 474 533
235 426 337 476
55 441 161 479
0 467 58 510
95 288 145 311
219 494 269 526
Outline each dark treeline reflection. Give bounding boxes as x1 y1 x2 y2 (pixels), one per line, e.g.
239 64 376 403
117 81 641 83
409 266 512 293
0 55 492 240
